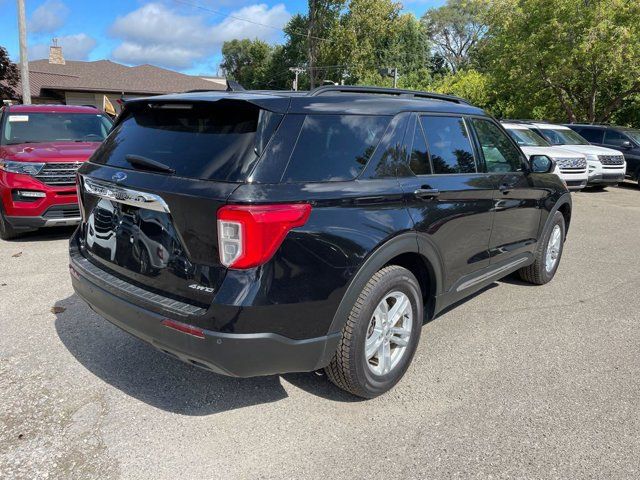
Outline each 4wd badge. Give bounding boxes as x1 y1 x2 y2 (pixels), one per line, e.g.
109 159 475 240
189 284 214 293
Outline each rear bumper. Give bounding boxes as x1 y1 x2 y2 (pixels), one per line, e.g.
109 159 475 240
69 252 340 378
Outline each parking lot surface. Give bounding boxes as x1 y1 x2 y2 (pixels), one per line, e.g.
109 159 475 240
1 185 639 479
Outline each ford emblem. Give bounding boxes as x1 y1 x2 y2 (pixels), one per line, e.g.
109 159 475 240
112 172 127 183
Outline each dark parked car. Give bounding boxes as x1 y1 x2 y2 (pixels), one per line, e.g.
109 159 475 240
566 124 640 187
69 86 571 398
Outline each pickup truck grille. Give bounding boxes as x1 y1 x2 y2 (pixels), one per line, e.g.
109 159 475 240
555 157 587 169
34 162 83 186
598 155 625 165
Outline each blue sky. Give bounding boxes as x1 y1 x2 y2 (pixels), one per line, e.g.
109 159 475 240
0 0 444 76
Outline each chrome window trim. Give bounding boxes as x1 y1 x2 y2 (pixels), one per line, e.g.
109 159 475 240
82 177 170 213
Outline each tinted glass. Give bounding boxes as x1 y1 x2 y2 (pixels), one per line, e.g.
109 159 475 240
1 112 112 145
420 116 476 174
603 129 628 146
506 127 549 147
538 128 589 145
624 130 640 144
409 122 431 175
283 114 389 182
92 101 282 182
576 127 604 143
473 119 523 173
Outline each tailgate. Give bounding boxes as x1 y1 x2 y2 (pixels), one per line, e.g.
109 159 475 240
75 97 284 308
78 169 236 307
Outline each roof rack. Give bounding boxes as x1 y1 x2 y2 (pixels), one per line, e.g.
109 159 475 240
308 85 470 105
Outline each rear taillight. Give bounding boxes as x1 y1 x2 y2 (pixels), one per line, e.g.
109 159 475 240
217 203 312 269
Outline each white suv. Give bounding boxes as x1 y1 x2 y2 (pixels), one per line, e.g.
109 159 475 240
502 122 588 190
526 122 626 188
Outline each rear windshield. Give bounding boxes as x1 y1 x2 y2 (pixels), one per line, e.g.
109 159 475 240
282 114 390 182
1 112 112 145
91 101 282 182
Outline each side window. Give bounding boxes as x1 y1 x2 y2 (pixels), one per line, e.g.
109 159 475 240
420 115 476 174
578 128 604 143
283 114 389 182
471 118 523 173
603 129 627 146
408 121 432 175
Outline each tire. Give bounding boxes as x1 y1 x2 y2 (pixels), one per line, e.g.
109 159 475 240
518 211 565 285
0 207 20 241
325 265 423 398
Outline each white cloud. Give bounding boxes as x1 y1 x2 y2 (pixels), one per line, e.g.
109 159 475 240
29 0 69 34
29 33 97 61
109 2 291 69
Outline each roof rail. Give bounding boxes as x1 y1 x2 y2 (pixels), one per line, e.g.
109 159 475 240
567 122 611 126
308 85 470 104
500 119 538 124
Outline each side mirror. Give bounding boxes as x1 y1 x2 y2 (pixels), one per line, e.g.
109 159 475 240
530 155 555 174
621 140 633 149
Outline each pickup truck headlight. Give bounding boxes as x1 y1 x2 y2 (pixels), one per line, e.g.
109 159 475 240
0 160 45 175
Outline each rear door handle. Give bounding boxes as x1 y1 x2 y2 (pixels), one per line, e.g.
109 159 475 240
499 183 512 194
414 188 440 200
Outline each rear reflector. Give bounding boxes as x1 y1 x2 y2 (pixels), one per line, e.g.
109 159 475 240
161 319 205 339
217 203 312 269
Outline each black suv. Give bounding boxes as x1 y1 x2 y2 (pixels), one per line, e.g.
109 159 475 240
69 86 571 398
566 123 640 187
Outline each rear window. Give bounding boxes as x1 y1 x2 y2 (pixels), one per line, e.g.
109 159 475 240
92 101 282 182
282 114 390 182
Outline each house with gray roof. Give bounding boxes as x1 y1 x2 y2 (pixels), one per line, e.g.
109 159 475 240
5 44 225 113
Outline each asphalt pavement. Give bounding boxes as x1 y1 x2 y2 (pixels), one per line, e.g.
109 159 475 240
1 184 639 479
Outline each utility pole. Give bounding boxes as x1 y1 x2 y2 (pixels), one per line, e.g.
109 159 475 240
289 67 304 91
16 0 31 104
307 0 318 90
393 67 398 89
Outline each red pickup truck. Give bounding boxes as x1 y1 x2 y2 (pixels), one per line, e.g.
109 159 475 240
0 104 112 239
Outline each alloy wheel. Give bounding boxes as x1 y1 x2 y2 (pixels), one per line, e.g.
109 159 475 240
545 224 562 272
364 291 413 376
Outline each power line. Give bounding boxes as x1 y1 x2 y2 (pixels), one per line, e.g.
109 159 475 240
172 0 331 43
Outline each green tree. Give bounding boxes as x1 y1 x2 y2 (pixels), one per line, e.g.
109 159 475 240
307 1 345 88
421 0 488 73
334 0 431 86
430 69 494 111
0 46 20 101
220 39 274 89
483 0 640 123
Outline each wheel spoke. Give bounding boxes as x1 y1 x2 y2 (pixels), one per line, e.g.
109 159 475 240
378 340 391 374
389 335 408 347
365 329 384 359
390 326 410 337
387 295 409 325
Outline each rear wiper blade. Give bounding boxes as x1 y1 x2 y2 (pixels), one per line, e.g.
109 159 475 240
125 154 175 174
